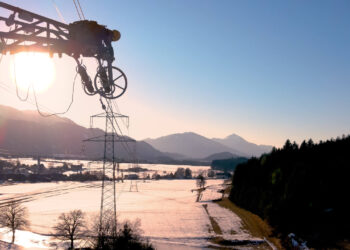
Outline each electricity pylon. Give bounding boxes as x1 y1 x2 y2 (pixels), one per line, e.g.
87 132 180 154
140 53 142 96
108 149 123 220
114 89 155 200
84 104 133 246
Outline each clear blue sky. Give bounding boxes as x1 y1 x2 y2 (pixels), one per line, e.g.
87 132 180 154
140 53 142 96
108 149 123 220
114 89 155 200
0 0 349 146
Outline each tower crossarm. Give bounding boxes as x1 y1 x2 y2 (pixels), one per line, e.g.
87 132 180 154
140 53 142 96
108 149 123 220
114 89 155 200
0 1 72 57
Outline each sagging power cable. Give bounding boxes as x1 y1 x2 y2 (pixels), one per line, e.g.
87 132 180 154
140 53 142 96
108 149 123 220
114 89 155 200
0 82 55 114
33 73 78 117
13 56 30 102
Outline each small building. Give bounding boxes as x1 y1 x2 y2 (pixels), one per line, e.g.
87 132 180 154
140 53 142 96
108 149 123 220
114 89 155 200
125 174 139 180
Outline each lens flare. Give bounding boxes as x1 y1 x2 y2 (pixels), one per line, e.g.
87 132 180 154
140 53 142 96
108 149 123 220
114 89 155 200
11 52 55 93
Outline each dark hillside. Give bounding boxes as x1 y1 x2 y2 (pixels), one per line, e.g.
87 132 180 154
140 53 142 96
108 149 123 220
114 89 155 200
230 136 350 248
211 157 248 172
0 105 173 162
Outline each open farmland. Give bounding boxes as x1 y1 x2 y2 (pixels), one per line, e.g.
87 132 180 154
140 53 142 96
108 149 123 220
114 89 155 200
0 179 264 249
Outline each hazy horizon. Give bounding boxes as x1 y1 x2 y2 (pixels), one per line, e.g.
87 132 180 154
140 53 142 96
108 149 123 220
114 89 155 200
1 0 349 147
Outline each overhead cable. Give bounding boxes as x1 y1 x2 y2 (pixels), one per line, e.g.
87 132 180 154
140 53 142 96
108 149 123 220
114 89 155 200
13 55 30 102
76 0 86 20
33 73 78 117
72 0 82 20
51 0 66 23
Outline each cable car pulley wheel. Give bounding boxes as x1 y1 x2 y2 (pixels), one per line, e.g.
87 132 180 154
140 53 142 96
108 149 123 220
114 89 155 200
94 66 127 99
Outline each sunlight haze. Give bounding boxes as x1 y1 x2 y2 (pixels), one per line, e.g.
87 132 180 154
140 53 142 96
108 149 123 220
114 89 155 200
0 0 349 147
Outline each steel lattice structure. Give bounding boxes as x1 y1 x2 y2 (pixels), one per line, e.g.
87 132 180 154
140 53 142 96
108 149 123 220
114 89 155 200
0 1 128 99
85 108 134 246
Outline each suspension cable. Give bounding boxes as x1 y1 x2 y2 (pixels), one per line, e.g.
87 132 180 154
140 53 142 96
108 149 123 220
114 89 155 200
76 0 86 20
108 104 134 157
105 99 138 162
33 73 78 117
51 0 66 23
101 98 133 157
0 81 74 123
112 100 129 129
72 0 82 20
13 55 30 102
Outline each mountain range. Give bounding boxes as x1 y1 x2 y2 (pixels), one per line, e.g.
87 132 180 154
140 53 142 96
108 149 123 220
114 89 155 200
0 105 273 163
144 132 272 159
0 105 169 162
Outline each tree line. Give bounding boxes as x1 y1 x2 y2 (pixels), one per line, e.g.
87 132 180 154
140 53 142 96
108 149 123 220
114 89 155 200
229 136 350 248
211 157 248 172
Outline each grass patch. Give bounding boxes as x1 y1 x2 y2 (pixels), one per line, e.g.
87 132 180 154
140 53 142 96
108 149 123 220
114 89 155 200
216 197 283 249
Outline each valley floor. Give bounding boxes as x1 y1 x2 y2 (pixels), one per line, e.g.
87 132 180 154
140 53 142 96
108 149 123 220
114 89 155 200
0 180 273 249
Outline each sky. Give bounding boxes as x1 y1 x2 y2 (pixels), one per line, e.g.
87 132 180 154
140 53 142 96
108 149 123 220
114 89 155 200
0 0 349 147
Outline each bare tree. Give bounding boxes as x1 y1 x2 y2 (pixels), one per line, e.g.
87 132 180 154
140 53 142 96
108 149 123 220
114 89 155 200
86 210 118 249
196 173 206 189
195 174 207 202
89 214 153 250
53 209 86 249
0 201 30 243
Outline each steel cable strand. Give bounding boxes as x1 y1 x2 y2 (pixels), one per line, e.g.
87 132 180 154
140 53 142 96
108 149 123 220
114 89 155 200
72 0 82 20
76 0 86 20
33 73 78 117
103 99 134 158
13 55 31 102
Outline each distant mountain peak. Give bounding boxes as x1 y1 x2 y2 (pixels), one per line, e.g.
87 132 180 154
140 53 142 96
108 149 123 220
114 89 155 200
0 105 171 162
225 133 245 140
213 134 273 157
144 132 244 159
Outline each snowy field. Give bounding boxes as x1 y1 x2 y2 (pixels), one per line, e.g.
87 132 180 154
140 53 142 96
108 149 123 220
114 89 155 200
1 157 211 177
0 180 263 249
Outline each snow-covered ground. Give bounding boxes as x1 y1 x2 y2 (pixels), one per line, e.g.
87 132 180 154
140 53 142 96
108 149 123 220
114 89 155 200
0 157 211 177
0 180 262 249
0 228 50 249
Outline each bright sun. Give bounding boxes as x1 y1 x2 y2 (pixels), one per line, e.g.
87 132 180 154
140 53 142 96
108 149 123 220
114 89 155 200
11 52 55 93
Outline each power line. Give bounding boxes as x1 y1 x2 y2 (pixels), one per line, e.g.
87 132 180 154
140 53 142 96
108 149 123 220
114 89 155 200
108 101 137 164
51 0 66 23
106 101 133 154
33 73 78 117
0 81 56 114
98 98 134 160
76 0 86 20
112 100 129 130
105 100 138 164
13 55 30 102
72 0 82 20
0 70 78 118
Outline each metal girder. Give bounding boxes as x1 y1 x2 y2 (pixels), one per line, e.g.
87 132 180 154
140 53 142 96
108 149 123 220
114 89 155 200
0 2 110 59
90 112 129 129
83 135 135 143
0 1 72 57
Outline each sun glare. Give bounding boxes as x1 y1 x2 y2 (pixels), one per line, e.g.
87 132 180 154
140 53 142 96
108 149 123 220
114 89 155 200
11 52 55 93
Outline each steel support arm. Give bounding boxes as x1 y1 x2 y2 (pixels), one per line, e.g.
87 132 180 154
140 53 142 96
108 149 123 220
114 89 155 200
0 1 71 57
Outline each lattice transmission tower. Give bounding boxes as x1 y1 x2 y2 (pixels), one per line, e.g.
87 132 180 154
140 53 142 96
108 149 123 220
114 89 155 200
84 102 133 245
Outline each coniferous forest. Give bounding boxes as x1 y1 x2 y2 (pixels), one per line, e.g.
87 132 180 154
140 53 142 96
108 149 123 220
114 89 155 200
211 157 248 172
229 136 350 248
